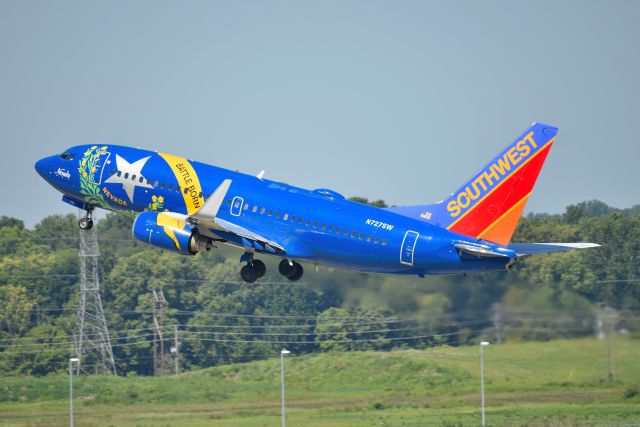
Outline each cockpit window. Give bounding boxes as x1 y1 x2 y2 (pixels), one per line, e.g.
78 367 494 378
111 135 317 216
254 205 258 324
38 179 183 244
60 152 75 160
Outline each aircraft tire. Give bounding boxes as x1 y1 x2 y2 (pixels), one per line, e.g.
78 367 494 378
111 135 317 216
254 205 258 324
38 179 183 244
240 264 258 283
252 260 266 278
287 263 304 282
278 259 296 277
79 218 93 230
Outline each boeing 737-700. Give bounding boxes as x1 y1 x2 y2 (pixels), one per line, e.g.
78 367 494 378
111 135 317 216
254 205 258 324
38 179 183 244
35 122 598 283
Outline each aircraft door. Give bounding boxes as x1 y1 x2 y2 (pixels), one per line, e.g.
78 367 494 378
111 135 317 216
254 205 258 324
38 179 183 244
230 196 244 216
400 230 419 266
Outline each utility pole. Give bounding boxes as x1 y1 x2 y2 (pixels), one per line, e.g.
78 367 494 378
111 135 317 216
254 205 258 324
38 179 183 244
597 304 618 381
152 288 166 376
75 211 116 375
491 303 503 345
171 325 180 375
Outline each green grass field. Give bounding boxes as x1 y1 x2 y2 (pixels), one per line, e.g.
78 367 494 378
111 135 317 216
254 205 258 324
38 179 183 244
1 338 639 426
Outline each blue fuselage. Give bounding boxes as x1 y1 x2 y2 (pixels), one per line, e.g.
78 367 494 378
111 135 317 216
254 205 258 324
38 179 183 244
35 144 516 276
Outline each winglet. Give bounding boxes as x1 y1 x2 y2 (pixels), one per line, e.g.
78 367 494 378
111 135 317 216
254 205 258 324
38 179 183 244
192 179 232 220
257 170 266 180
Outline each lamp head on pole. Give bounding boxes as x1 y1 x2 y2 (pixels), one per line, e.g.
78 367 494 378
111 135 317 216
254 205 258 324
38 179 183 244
70 358 80 362
281 349 291 355
480 341 490 347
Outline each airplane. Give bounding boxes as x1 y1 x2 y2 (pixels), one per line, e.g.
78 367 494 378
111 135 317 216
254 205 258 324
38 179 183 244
35 122 599 283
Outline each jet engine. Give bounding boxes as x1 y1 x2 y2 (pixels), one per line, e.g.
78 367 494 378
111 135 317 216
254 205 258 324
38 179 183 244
132 211 212 255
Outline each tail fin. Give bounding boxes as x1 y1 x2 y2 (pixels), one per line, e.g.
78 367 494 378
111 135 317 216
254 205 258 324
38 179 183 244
386 122 557 246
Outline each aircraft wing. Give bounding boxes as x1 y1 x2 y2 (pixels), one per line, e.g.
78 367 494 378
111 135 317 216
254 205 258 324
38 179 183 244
509 242 601 256
187 179 287 254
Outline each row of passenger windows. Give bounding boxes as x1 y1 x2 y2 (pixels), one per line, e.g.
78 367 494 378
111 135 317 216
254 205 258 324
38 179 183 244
109 170 205 197
226 199 389 246
107 169 388 245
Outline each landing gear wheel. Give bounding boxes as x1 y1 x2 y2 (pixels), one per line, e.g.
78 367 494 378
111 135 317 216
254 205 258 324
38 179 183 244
279 259 304 281
279 259 296 277
240 264 258 283
79 217 93 230
252 260 266 278
287 263 304 282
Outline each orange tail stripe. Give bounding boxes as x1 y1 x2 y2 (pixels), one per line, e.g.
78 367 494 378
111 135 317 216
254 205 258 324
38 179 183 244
477 193 530 245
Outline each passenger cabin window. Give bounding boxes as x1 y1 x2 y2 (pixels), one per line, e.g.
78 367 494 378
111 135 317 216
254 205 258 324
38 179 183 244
154 180 159 187
124 173 129 179
382 238 388 246
298 217 304 224
306 219 311 226
329 225 334 232
351 231 357 238
244 204 249 211
268 210 273 216
313 221 318 228
117 171 122 177
132 174 137 181
161 182 166 189
139 177 144 183
260 207 266 215
283 213 289 221
252 206 258 213
290 215 296 222
168 184 174 191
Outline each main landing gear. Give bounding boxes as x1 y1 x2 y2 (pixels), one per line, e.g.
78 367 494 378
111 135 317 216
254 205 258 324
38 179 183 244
238 256 304 283
278 259 304 282
78 208 94 230
240 259 266 284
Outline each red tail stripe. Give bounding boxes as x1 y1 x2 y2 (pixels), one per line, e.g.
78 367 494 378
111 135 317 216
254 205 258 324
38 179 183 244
448 141 553 238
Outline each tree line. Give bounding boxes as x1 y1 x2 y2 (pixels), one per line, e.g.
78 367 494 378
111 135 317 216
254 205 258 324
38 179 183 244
0 199 639 375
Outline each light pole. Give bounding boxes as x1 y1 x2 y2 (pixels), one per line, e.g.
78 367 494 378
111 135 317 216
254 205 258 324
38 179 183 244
280 349 291 427
480 341 489 427
69 357 79 427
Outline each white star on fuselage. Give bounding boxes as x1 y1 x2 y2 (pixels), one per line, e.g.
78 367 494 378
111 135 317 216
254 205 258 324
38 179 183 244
104 154 153 202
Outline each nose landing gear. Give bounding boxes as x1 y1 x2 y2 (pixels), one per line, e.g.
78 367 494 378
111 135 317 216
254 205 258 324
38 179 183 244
78 208 94 230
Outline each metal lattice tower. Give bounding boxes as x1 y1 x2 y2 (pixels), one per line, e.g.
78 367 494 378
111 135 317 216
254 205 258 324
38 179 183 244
75 212 116 375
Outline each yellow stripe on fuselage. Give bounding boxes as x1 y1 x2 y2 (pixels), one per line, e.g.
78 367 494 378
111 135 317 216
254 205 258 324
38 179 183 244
158 153 204 215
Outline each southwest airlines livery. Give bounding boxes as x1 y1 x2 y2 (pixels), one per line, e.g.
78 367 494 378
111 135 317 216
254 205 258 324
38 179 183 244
35 123 598 283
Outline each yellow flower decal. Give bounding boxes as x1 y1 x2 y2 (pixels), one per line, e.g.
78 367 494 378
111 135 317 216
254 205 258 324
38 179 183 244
78 146 108 208
146 194 165 212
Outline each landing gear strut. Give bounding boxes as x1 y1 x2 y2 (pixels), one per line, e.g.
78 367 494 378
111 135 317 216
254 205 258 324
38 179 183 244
78 208 94 230
278 259 303 282
240 259 267 283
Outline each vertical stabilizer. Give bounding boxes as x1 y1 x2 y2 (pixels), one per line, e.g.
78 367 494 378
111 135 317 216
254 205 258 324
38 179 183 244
386 123 557 245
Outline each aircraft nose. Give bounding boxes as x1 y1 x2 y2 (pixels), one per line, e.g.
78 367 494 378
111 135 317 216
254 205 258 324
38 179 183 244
34 157 52 179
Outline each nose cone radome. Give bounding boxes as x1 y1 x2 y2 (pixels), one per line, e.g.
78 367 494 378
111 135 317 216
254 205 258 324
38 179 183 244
35 157 51 179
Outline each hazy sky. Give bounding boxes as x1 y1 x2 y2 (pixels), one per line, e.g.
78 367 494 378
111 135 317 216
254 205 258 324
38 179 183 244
1 1 639 227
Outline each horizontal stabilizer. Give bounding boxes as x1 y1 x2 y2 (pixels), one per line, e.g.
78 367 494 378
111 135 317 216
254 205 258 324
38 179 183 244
454 242 511 258
509 242 600 256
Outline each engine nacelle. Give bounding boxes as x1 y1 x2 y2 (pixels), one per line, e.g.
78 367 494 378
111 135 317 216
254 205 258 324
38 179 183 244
132 211 212 255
